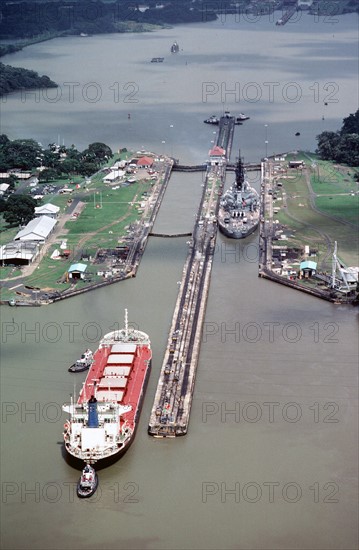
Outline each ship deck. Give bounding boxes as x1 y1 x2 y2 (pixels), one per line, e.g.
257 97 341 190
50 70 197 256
78 343 151 427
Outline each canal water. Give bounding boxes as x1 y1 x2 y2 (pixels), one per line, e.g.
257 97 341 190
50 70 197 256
1 13 358 550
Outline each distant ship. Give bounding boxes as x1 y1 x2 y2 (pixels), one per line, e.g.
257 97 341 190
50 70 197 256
171 41 179 53
62 310 152 467
218 154 259 239
236 113 250 122
204 115 220 125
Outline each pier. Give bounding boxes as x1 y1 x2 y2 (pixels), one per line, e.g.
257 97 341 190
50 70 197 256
148 115 235 437
276 7 297 25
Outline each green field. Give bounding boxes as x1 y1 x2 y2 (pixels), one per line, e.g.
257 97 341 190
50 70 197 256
271 155 359 268
1 150 164 295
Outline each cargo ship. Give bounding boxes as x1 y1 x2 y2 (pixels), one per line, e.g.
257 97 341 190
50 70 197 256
218 154 259 239
62 310 152 467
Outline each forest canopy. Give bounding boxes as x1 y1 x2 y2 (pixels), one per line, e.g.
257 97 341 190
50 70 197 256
316 110 359 167
0 62 57 96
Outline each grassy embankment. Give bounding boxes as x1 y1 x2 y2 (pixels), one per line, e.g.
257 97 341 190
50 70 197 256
272 153 358 270
0 152 159 294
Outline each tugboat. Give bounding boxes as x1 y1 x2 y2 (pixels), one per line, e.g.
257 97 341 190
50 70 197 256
204 115 220 125
171 41 179 53
76 464 98 498
68 349 93 373
218 153 260 239
236 113 250 122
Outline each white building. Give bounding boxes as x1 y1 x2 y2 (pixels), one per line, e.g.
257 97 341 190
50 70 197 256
0 241 40 265
14 215 57 243
103 170 126 184
34 203 60 218
0 183 10 195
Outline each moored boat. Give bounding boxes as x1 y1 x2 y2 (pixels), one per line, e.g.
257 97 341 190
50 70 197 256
76 464 98 498
218 153 259 239
62 310 152 466
204 115 220 125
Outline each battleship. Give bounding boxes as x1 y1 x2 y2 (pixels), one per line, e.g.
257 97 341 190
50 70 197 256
62 310 152 467
218 154 259 239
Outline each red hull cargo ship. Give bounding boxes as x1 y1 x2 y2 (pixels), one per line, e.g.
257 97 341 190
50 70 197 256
63 310 152 467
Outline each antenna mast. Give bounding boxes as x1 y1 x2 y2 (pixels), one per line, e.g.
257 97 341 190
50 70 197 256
331 241 337 288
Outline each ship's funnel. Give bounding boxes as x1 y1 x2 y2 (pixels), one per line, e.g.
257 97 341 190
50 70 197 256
88 396 99 428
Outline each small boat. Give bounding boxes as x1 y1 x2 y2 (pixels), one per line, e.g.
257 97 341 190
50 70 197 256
68 349 93 373
171 41 179 53
76 464 98 498
295 132 300 136
204 115 220 125
236 113 250 121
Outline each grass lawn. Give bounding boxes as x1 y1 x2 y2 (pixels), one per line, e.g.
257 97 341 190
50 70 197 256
315 194 359 225
271 154 359 268
1 149 162 292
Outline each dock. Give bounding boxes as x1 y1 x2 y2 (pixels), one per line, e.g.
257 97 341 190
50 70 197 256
148 115 235 437
276 7 297 25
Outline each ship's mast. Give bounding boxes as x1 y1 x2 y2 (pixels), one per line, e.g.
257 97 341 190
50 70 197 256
235 153 245 190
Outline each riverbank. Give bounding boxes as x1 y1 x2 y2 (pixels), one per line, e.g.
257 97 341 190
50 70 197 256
0 24 168 58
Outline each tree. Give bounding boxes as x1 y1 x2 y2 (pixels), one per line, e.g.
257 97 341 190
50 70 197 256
334 134 359 166
341 109 359 136
39 168 60 182
3 194 37 226
0 138 42 170
315 131 341 160
61 158 80 175
78 161 98 177
82 142 113 163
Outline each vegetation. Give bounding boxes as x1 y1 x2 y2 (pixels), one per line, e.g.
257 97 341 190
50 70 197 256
0 62 57 96
0 135 112 173
3 194 38 226
0 1 216 40
0 44 23 57
271 156 358 268
316 109 359 167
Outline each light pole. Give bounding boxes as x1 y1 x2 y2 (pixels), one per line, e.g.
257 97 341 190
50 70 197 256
169 125 174 158
264 124 268 158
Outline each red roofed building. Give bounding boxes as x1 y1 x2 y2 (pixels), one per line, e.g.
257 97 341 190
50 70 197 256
137 156 154 168
209 146 226 164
